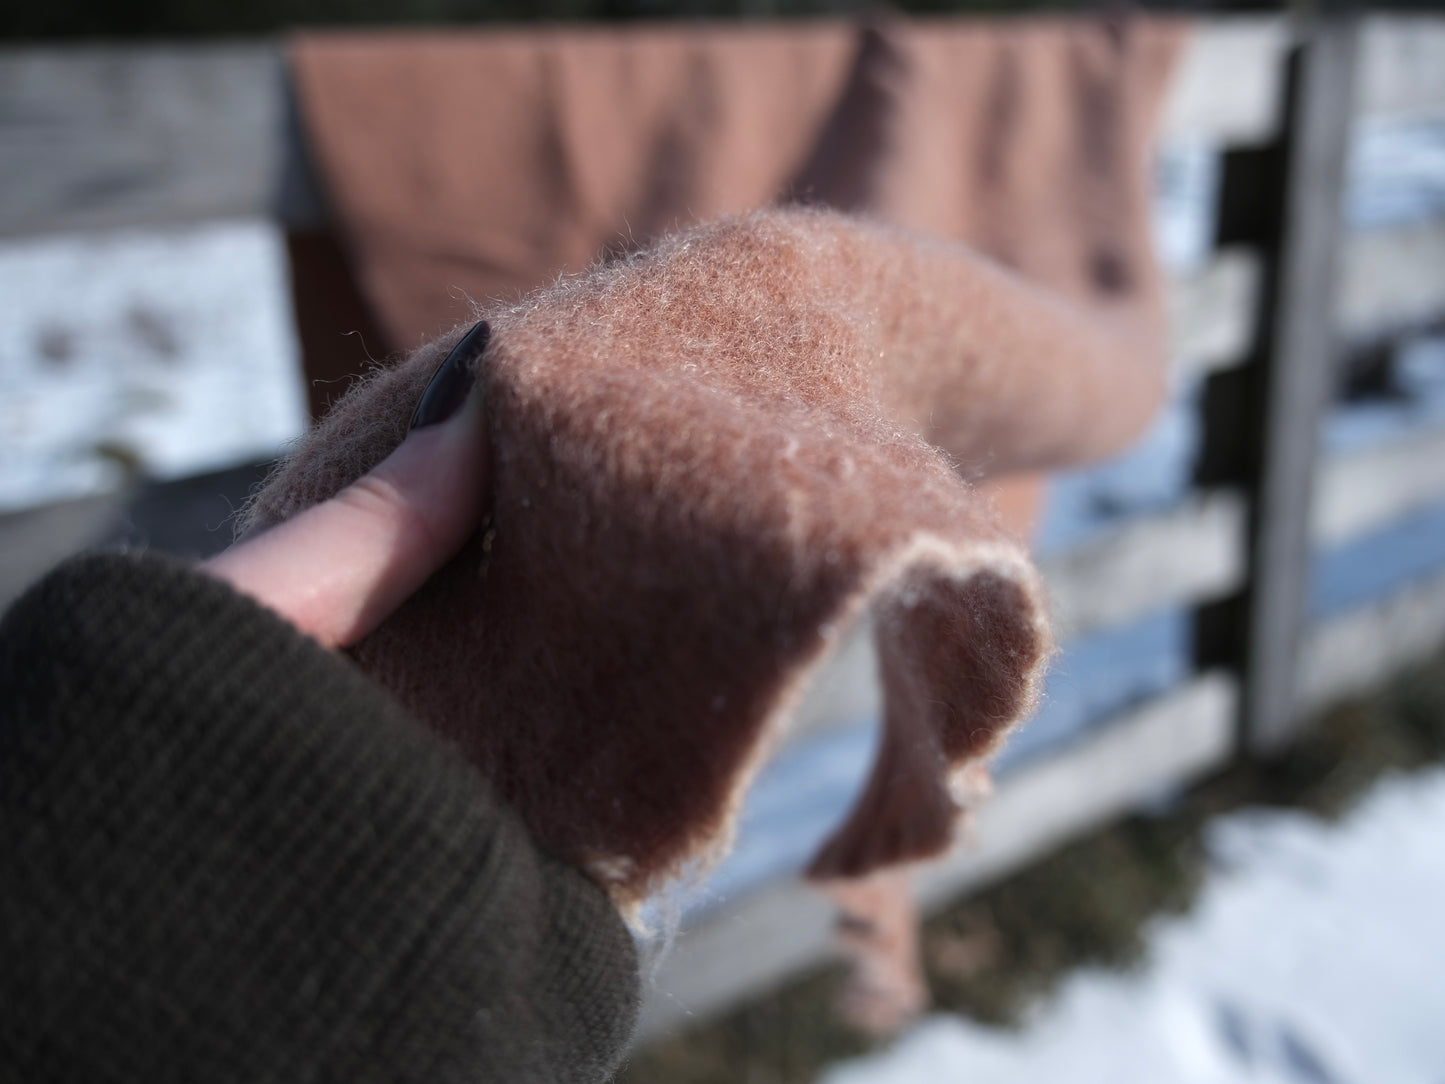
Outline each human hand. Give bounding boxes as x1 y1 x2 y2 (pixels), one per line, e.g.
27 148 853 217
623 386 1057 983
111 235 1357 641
204 322 492 650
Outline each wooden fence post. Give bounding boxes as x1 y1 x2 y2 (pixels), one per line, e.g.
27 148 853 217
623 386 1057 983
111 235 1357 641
1199 17 1360 755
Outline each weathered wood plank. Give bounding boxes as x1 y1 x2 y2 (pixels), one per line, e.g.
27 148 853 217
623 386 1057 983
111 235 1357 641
1042 489 1247 641
1339 217 1445 337
0 44 323 236
1170 247 1260 378
633 873 837 1043
1298 568 1445 712
787 490 1246 750
789 614 881 745
3 17 1440 237
1112 214 1445 381
9 30 1290 235
0 46 279 234
913 671 1236 910
0 20 1301 238
1313 427 1445 548
1157 15 1445 147
0 493 125 608
1359 17 1445 123
637 673 1236 1042
1240 19 1360 754
1159 17 1290 145
1166 220 1445 377
3 30 1283 236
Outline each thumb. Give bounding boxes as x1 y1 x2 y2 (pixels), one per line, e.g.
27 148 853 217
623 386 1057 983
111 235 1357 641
205 322 492 649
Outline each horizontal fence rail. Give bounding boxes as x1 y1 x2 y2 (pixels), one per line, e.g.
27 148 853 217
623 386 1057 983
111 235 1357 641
1314 427 1445 548
1339 218 1445 334
5 17 1445 238
1170 248 1260 379
637 673 1237 1040
0 46 311 236
1300 569 1445 712
1043 491 1246 642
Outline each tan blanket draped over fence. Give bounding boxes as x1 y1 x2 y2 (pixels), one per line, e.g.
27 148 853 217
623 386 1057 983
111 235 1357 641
268 17 1186 907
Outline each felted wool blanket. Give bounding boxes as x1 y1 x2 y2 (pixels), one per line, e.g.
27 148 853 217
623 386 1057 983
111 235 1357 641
289 17 1183 347
261 18 1185 907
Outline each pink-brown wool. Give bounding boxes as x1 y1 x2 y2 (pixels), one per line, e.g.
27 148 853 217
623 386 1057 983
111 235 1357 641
245 207 1170 906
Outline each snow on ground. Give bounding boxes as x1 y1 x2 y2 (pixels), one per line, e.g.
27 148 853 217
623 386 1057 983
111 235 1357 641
821 767 1445 1084
0 219 306 513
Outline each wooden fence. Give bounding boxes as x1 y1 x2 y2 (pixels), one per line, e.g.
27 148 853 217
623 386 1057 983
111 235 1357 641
637 14 1445 1038
3 12 1444 1045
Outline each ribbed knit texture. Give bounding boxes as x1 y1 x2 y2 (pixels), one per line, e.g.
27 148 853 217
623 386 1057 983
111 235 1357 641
0 553 638 1083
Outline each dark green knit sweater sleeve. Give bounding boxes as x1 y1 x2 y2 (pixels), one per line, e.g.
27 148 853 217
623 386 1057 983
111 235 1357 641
0 553 638 1083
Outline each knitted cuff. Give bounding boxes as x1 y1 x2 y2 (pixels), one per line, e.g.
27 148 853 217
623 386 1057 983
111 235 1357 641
0 552 637 1083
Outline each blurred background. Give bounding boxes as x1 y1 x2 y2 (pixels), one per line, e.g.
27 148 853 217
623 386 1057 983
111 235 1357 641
3 3 1444 1082
0 0 1391 39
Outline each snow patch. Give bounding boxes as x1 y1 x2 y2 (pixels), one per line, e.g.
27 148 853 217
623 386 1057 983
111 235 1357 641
0 220 306 512
821 768 1445 1084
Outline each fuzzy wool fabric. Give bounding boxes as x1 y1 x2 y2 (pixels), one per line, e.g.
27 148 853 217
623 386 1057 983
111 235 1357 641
288 13 1184 549
247 207 1169 906
266 16 1185 907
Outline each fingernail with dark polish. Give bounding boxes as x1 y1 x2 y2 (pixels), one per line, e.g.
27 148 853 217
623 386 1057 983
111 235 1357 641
408 320 490 432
